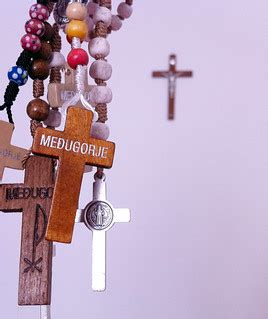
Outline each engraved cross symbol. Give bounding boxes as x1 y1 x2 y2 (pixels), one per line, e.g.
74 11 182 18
0 156 54 305
0 120 27 180
32 106 115 244
152 54 193 120
75 174 130 291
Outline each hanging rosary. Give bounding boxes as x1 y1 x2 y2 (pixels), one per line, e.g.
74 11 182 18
0 0 134 318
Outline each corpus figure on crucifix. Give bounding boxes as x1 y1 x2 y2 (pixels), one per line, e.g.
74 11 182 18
152 54 193 120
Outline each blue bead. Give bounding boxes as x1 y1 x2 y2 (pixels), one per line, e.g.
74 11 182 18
8 66 28 86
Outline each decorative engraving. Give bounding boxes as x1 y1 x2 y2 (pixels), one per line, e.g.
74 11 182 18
85 201 114 231
40 134 109 158
24 204 47 273
5 187 54 201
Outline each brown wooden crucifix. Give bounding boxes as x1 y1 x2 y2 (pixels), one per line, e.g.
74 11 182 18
32 106 115 244
0 156 54 305
0 120 28 180
48 64 92 108
152 54 193 120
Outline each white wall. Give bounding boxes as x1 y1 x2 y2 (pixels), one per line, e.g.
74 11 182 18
1 1 268 318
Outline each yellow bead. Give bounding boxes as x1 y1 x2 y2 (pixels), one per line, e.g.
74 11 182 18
66 20 88 41
66 3 87 21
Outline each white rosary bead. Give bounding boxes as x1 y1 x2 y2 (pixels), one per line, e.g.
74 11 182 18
91 122 110 140
93 6 112 26
117 3 133 19
88 37 110 59
89 60 112 81
49 52 66 68
44 109 62 127
110 15 122 31
89 86 113 105
88 2 99 17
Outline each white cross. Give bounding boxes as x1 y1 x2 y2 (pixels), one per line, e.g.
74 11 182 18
75 175 130 291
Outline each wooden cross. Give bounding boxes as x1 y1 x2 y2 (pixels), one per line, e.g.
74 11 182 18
152 54 193 120
0 120 27 180
0 156 54 305
32 106 115 244
48 64 92 108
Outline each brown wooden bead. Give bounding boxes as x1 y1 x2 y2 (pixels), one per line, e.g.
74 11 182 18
34 41 52 60
27 98 50 121
42 22 55 41
29 59 50 80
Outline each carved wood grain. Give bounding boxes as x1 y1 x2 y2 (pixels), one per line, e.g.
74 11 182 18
32 106 115 243
0 156 54 305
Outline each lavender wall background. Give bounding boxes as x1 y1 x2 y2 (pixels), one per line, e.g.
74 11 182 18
0 0 268 318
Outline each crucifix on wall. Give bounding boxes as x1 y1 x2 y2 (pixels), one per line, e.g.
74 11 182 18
152 54 193 120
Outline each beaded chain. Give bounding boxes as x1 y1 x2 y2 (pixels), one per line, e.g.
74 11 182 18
61 0 133 177
0 0 56 124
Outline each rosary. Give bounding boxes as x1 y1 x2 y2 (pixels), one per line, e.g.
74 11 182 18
0 0 133 318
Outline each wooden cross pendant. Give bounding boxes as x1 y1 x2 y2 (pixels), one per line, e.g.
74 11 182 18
0 156 54 305
32 106 115 244
48 64 92 108
152 54 193 120
0 120 28 180
75 174 130 291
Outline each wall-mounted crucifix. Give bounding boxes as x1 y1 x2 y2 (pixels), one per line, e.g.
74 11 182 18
152 54 193 120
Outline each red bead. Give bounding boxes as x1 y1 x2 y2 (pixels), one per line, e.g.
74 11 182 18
29 4 50 21
67 48 89 70
21 34 41 53
25 19 45 36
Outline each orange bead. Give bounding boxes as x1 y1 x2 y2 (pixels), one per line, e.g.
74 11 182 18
65 20 88 41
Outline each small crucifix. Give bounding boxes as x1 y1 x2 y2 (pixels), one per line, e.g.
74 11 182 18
0 120 28 180
75 173 130 291
152 54 193 120
32 106 115 244
48 64 92 108
0 156 54 305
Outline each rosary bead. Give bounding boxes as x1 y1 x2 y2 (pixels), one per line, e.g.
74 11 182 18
25 19 45 36
66 20 88 41
44 109 62 127
88 37 110 59
117 3 133 19
49 52 66 68
89 60 112 81
93 7 112 26
29 59 50 80
66 2 87 21
67 48 89 69
29 4 50 21
42 22 55 41
8 66 28 86
91 122 110 140
87 2 98 17
89 86 112 105
110 15 122 31
86 16 94 33
27 98 50 121
35 41 52 60
21 34 41 53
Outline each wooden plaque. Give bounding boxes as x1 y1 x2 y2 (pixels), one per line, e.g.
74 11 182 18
0 156 54 305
